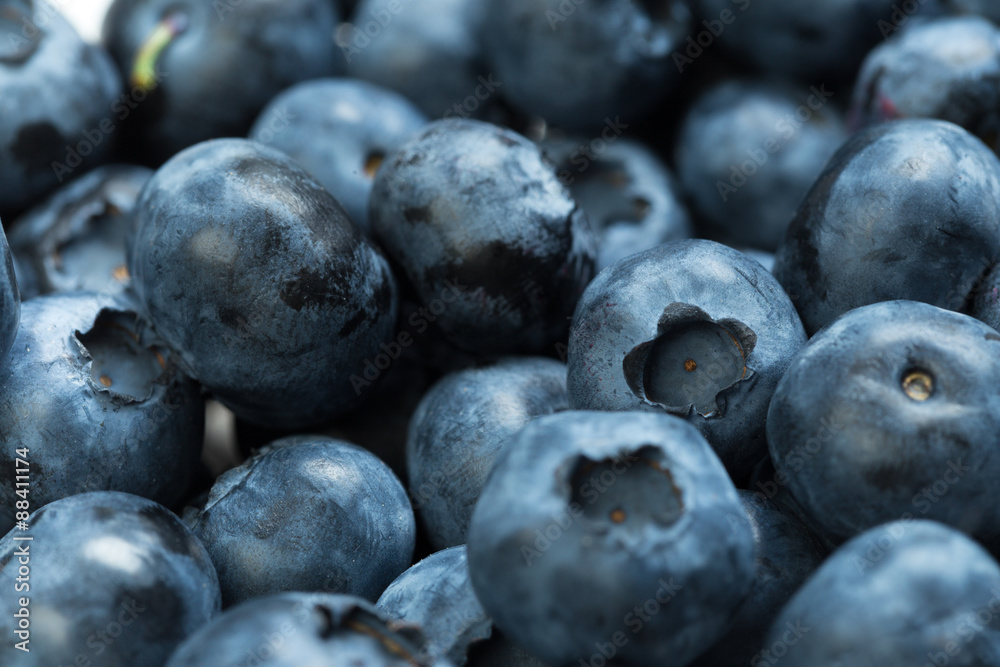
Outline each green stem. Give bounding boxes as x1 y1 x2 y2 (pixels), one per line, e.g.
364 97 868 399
130 14 187 92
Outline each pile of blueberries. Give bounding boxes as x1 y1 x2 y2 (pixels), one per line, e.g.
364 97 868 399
5 0 1000 665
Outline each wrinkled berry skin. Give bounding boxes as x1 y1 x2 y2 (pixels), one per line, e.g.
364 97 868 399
691 0 894 81
8 164 152 298
370 119 595 354
0 291 204 534
568 240 806 479
0 492 220 667
167 593 451 667
187 436 415 606
249 78 428 233
774 119 1000 335
128 138 398 429
407 357 569 550
102 0 339 163
483 0 690 130
690 491 827 667
541 136 692 270
344 0 489 120
468 411 756 667
849 16 1000 149
769 301 1000 548
675 79 846 251
0 224 18 363
766 520 1000 666
0 3 120 215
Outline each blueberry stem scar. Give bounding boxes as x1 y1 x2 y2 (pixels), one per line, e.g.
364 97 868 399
363 153 384 179
903 369 933 401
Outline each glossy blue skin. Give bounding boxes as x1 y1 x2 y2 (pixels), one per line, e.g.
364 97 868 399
249 78 428 233
0 491 220 666
774 119 1000 335
849 16 1000 150
568 239 807 479
407 357 569 549
0 224 18 364
690 491 827 667
8 164 152 299
483 0 689 130
344 0 488 119
467 411 756 667
187 436 415 606
540 136 692 270
691 0 895 81
766 520 1000 666
370 119 596 354
102 0 340 163
675 79 847 251
128 138 398 429
167 592 452 667
0 291 204 534
768 301 1000 548
0 3 120 214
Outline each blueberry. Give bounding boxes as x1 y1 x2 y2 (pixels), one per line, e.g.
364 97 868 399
166 592 451 667
690 0 895 81
0 223 19 362
483 0 690 130
675 79 846 251
0 2 120 215
568 239 806 478
376 546 493 665
0 291 204 534
128 138 398 429
377 545 550 666
690 491 827 667
768 300 1000 547
467 410 756 667
849 16 1000 150
774 119 1000 335
343 0 489 120
187 435 415 606
370 119 595 354
249 78 428 233
102 0 340 163
765 520 1000 666
7 164 151 298
0 491 220 666
407 357 568 550
540 136 692 270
